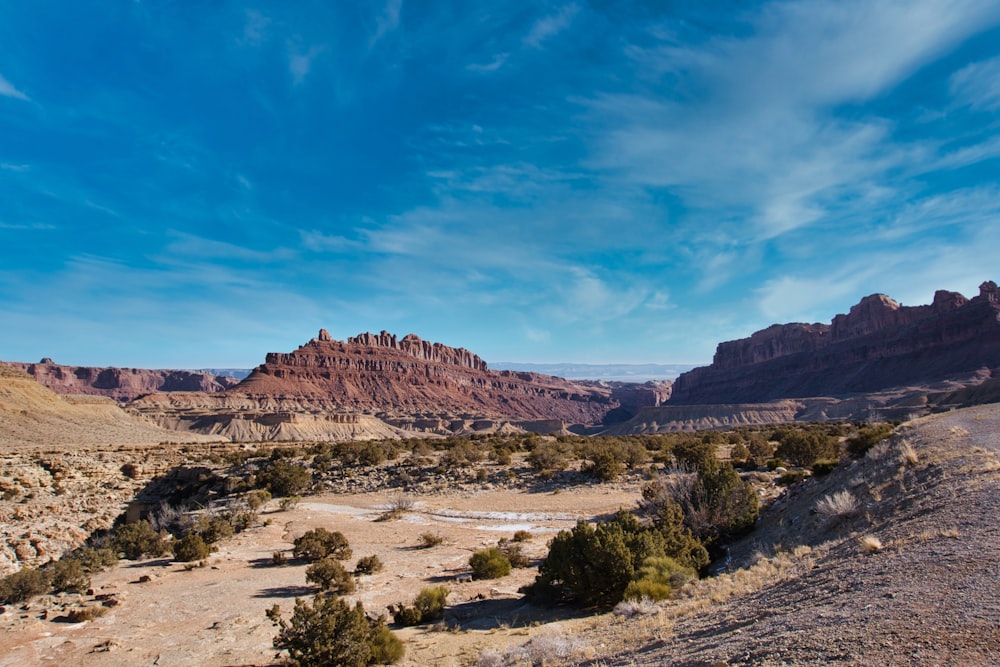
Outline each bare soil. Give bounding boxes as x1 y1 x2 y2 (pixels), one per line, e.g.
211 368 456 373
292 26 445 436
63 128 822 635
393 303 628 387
1 404 997 667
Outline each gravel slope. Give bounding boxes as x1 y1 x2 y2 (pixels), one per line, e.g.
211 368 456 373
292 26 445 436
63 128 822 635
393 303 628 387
600 403 1000 666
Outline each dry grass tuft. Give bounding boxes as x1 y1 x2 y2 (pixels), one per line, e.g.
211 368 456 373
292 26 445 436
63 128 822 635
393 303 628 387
858 535 883 553
478 632 585 667
614 597 660 618
815 490 859 519
899 442 919 467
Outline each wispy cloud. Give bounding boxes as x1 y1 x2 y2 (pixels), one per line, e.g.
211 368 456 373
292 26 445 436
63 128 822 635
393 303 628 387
0 73 30 101
370 0 403 48
524 4 579 48
586 0 1000 246
1 162 30 172
240 9 271 46
950 55 1000 110
289 44 325 85
466 52 509 73
0 221 56 230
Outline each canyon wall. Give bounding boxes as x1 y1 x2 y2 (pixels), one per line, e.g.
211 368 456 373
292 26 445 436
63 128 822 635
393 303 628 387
7 359 240 402
670 281 1000 405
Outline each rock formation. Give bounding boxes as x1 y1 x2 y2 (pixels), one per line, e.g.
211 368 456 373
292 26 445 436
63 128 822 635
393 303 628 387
6 360 241 402
670 281 1000 404
127 330 669 438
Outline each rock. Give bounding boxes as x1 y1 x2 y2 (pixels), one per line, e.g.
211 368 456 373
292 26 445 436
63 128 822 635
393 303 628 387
5 361 241 402
670 281 1000 404
128 330 668 437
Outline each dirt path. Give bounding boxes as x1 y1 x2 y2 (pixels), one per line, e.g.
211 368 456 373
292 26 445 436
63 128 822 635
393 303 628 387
0 484 643 666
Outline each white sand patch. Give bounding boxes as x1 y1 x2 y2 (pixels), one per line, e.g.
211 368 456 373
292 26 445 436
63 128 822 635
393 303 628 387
299 502 376 517
425 509 582 522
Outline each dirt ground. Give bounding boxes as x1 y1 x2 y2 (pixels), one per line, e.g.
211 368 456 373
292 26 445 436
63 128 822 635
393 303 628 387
3 404 998 667
0 482 645 667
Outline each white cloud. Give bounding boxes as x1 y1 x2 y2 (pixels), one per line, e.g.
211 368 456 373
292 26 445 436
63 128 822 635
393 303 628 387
0 162 29 171
585 0 1000 245
756 274 866 323
466 53 508 73
0 221 56 230
524 4 579 49
300 230 362 252
0 73 30 101
370 0 403 48
950 55 1000 110
240 9 270 46
289 45 325 85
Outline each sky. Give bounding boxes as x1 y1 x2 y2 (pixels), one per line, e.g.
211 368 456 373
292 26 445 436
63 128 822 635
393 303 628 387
2 1 1000 369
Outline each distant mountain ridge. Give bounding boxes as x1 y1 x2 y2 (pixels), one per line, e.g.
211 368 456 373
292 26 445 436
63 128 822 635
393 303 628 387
669 281 1000 405
126 329 671 439
491 362 696 382
5 359 241 402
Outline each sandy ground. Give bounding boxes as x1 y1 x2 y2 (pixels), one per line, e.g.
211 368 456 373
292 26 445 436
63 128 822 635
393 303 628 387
0 483 644 667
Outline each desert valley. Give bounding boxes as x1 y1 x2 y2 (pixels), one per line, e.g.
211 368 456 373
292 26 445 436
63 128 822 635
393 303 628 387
1 283 999 666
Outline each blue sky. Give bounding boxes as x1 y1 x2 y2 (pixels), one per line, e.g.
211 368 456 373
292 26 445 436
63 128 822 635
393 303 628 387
2 1 999 369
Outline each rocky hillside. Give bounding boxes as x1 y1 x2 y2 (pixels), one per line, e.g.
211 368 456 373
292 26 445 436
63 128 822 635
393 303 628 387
127 330 670 438
0 365 219 451
595 403 1000 666
670 281 1000 404
5 359 240 402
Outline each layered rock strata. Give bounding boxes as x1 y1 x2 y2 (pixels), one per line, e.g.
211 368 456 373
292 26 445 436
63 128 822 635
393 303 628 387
7 359 240 402
670 281 1000 404
128 330 667 438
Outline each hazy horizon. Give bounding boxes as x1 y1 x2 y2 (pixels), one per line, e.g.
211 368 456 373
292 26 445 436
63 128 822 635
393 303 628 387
2 1 999 368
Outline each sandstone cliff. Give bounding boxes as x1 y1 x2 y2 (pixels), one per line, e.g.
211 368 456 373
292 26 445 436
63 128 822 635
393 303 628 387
127 330 668 438
670 281 1000 404
6 359 240 402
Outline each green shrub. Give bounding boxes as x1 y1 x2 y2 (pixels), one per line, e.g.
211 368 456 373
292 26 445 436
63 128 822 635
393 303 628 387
293 528 352 562
729 443 751 464
526 442 569 475
111 520 168 560
46 558 90 594
774 429 839 467
257 461 311 497
194 515 234 544
245 489 272 510
65 546 118 573
847 423 894 458
641 460 758 546
532 518 635 607
469 547 512 579
623 556 696 601
417 532 444 548
392 586 448 626
512 530 532 542
765 457 785 470
354 555 384 575
672 440 716 468
173 533 212 562
272 551 288 566
531 507 709 608
279 495 302 511
811 459 840 476
746 433 776 460
305 558 355 594
268 595 403 666
584 447 625 481
497 539 530 568
777 470 810 486
0 567 50 604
